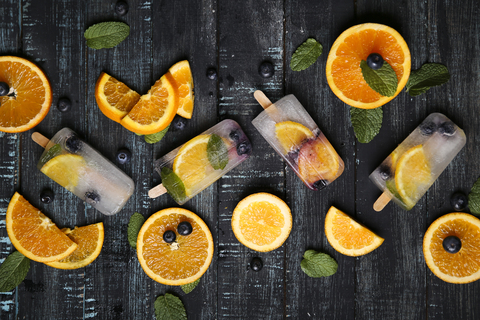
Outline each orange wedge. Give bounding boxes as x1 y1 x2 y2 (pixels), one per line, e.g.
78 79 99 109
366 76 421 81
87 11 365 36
169 60 194 119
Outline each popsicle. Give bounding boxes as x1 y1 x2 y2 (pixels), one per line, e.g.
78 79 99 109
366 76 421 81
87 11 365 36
370 113 466 211
149 119 252 204
33 128 135 215
252 90 344 190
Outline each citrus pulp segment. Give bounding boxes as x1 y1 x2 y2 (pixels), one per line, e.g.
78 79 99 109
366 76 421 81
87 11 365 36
274 121 314 153
0 56 52 133
6 192 78 263
40 154 86 191
136 208 214 285
423 213 480 284
169 60 194 119
324 206 384 256
326 23 411 109
231 193 292 252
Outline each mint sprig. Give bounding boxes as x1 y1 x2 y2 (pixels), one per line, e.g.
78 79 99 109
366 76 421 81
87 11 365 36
207 134 229 170
127 212 145 248
145 125 170 144
160 167 186 203
468 177 480 216
154 293 187 320
350 107 383 143
84 22 130 49
406 63 450 96
290 38 323 71
0 251 30 292
181 278 200 294
360 60 398 97
300 250 337 278
39 144 62 167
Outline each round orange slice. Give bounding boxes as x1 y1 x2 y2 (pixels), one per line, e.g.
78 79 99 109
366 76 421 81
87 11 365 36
169 60 194 119
275 121 314 153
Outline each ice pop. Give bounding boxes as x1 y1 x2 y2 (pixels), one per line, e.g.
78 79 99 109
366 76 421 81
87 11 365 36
149 119 252 204
370 113 466 211
252 91 344 190
33 128 135 215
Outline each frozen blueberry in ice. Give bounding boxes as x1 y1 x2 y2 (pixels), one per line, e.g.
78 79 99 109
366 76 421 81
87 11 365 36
378 164 392 180
258 61 274 78
229 130 241 143
236 141 252 156
438 121 456 136
40 189 54 204
0 82 9 96
206 67 217 80
57 98 72 112
250 257 263 272
442 235 461 254
419 121 437 136
177 221 193 236
366 53 384 70
116 148 131 165
85 191 100 205
115 1 129 15
450 192 468 211
65 135 82 153
171 117 187 131
312 179 328 190
163 230 176 243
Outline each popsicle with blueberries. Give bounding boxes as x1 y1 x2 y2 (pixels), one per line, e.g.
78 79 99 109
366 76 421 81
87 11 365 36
33 128 135 215
149 119 252 204
370 113 466 211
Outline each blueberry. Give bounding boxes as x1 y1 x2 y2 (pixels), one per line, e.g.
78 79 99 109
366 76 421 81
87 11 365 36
85 191 100 205
236 141 252 156
177 221 193 236
258 61 274 78
229 130 241 143
57 97 72 112
0 82 9 96
65 135 82 153
40 189 54 204
171 117 187 131
206 68 217 80
438 122 456 136
378 164 392 180
116 148 131 164
312 180 328 190
250 257 263 272
442 235 461 253
115 1 129 15
366 53 384 70
450 192 468 211
419 121 437 136
163 230 176 243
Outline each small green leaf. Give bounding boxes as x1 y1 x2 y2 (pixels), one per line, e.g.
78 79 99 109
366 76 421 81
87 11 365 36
360 60 398 97
160 167 186 203
181 278 200 294
84 22 130 49
406 63 450 96
300 250 337 278
350 107 383 143
39 144 62 167
290 38 323 71
468 177 480 216
207 134 229 170
0 251 30 292
145 125 170 144
154 293 187 320
127 212 145 249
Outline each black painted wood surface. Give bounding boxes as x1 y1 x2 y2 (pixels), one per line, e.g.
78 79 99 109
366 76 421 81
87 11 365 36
1 0 480 319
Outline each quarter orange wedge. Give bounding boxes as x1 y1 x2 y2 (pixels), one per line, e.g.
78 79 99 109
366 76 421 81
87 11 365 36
169 60 194 119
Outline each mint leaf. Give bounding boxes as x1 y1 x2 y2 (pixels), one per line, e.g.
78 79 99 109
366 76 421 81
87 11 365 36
154 293 187 320
350 107 383 143
290 38 323 71
0 251 30 292
145 125 170 144
127 212 145 249
181 278 200 294
39 144 62 167
160 167 186 203
406 63 450 96
84 22 130 49
360 60 398 97
300 250 337 278
468 177 480 215
207 134 229 170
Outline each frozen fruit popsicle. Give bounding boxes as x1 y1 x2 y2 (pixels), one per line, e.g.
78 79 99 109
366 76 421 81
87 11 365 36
149 119 252 204
252 90 344 190
370 113 466 211
33 128 135 216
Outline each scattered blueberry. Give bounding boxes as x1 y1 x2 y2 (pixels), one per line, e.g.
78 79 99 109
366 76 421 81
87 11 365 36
366 53 384 70
115 1 129 15
85 191 100 205
171 117 187 131
442 235 461 254
378 164 392 180
40 189 54 204
250 257 263 272
57 97 72 112
229 130 241 143
236 141 252 156
177 221 193 236
116 148 131 165
258 61 274 78
206 68 217 80
450 192 468 211
0 82 9 96
438 122 456 136
419 121 437 136
65 135 82 153
163 230 176 243
312 180 328 190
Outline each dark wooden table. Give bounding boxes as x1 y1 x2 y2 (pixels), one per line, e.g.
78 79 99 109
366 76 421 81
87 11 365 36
1 0 480 319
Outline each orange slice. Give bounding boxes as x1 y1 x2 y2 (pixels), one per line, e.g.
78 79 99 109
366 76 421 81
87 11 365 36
120 73 178 134
137 208 214 285
40 154 86 192
45 222 104 269
231 193 292 252
423 213 480 284
326 23 411 109
275 121 314 153
325 206 384 256
0 56 52 132
95 72 140 123
6 192 77 263
169 60 194 119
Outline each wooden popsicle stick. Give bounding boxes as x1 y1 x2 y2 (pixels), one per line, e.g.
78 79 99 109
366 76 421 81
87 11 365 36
32 132 50 148
373 191 392 211
254 90 273 109
148 184 168 198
